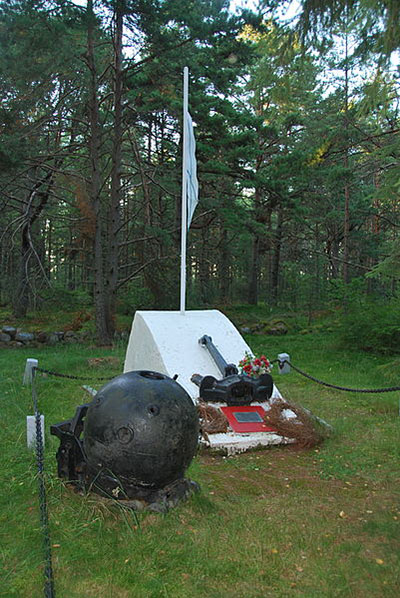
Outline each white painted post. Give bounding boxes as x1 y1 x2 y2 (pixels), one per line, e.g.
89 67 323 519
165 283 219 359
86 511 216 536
23 358 38 385
27 414 45 449
180 66 189 315
278 353 290 374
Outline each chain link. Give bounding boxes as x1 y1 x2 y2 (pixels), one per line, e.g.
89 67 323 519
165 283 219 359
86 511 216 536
35 366 110 382
32 375 56 598
280 360 400 393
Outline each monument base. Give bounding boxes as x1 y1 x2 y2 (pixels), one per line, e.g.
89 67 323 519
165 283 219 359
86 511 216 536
201 431 291 456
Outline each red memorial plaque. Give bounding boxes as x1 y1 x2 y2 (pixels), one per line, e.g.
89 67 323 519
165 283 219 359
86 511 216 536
220 405 276 433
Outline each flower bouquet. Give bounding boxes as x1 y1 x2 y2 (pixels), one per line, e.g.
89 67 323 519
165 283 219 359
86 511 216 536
238 352 272 378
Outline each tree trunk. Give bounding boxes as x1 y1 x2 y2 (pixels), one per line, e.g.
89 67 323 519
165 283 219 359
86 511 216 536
86 0 111 345
199 227 210 304
247 187 264 305
13 222 31 318
248 235 259 305
104 0 124 340
271 206 283 305
342 25 350 285
219 224 230 303
13 173 53 317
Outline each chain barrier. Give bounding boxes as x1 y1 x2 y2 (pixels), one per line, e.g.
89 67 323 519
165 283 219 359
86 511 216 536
35 359 400 394
34 366 110 382
31 373 56 598
36 362 400 394
278 359 400 394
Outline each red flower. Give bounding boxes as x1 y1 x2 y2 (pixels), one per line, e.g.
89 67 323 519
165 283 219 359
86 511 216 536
239 352 272 376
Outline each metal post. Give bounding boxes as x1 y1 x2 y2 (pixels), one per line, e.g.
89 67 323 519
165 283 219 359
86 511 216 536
180 66 189 315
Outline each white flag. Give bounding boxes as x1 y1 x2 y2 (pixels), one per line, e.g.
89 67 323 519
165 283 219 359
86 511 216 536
184 110 199 229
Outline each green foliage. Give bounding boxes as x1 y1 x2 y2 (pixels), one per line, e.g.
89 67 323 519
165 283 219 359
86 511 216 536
338 299 400 354
40 286 93 310
297 0 400 58
0 0 399 337
117 281 154 315
327 277 368 305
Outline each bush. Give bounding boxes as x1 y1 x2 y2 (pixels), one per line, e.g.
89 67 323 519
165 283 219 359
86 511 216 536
39 286 93 309
338 299 400 354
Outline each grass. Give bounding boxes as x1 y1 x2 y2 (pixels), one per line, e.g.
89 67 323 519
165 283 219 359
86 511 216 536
0 326 399 597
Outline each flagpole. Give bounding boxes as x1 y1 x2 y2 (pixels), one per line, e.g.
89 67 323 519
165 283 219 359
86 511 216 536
180 66 189 315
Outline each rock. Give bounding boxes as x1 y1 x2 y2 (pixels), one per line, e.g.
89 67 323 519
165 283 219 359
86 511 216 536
2 326 16 338
9 340 24 348
0 332 11 343
15 331 35 344
64 331 78 343
267 326 288 335
36 331 48 343
48 333 60 345
263 321 288 336
64 330 76 337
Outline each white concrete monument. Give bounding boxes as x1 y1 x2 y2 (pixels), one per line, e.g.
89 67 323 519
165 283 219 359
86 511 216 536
124 309 277 399
124 309 286 454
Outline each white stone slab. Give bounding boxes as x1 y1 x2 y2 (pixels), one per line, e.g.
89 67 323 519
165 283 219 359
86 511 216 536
204 431 290 456
124 309 280 400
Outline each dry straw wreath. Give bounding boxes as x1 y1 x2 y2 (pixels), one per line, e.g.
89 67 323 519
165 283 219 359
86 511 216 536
197 401 229 437
264 398 329 448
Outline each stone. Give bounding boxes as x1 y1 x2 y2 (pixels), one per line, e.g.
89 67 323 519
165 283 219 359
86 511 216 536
36 331 48 343
0 332 11 343
15 331 35 344
2 326 16 338
9 341 24 348
64 331 78 343
48 333 59 346
263 321 288 336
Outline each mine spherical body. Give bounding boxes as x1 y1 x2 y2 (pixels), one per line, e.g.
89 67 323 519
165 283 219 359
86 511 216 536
83 371 199 489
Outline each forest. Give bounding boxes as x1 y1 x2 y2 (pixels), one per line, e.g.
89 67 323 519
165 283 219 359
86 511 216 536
1 0 399 345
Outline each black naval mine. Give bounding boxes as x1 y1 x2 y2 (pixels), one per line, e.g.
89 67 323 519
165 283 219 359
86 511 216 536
50 370 200 512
